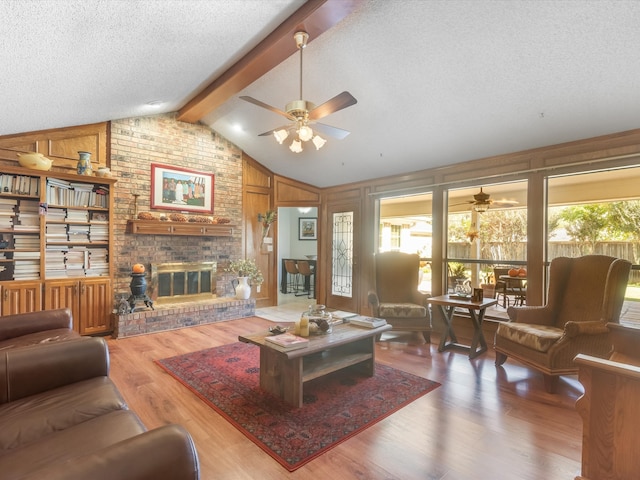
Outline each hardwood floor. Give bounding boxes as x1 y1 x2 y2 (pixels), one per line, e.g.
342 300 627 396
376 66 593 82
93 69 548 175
107 301 584 480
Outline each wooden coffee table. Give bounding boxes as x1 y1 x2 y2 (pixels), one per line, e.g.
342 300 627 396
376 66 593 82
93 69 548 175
239 322 392 407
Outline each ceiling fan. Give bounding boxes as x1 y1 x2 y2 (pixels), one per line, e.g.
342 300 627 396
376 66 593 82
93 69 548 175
451 187 519 213
240 31 357 153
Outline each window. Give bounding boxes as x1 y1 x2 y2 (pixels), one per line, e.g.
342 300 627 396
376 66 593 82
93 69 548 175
379 193 432 293
446 181 528 308
547 167 640 306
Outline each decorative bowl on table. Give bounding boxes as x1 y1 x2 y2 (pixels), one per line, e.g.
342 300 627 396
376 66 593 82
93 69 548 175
302 304 333 334
305 255 317 260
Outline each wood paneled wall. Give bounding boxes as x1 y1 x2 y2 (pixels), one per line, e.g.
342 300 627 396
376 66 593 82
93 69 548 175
4 120 640 313
0 122 109 172
320 127 640 314
243 155 274 307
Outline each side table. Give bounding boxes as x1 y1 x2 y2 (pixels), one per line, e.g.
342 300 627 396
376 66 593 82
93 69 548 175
428 294 497 359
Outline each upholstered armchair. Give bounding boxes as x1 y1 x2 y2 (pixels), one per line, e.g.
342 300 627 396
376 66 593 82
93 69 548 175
368 252 431 342
494 255 631 393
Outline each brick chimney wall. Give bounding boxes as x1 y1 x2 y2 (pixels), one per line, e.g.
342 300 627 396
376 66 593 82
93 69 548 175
109 113 243 301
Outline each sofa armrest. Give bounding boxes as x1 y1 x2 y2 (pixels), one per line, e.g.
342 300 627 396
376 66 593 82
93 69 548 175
19 424 200 480
0 308 73 341
0 337 109 403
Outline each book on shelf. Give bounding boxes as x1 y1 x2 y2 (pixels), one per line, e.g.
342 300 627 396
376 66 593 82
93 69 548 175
264 333 310 351
18 200 39 211
0 175 39 196
90 212 109 222
348 315 387 328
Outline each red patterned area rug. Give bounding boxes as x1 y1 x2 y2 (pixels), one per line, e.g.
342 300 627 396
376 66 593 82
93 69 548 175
156 342 439 471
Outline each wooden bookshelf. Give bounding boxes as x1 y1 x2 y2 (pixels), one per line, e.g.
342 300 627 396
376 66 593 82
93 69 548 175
0 164 116 334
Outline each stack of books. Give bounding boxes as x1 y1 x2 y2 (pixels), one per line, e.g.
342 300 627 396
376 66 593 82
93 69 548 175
348 315 387 329
264 333 309 351
0 199 16 229
14 200 40 232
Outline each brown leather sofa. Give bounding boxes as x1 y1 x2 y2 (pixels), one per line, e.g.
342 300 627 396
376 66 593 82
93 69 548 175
0 336 200 479
0 308 80 350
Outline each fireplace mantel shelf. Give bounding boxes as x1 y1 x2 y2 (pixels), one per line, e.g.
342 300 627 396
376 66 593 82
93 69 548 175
126 219 234 237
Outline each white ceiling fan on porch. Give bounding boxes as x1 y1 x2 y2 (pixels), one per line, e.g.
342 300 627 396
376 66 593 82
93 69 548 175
240 31 357 153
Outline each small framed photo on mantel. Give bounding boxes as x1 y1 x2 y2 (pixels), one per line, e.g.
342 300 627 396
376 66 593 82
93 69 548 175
150 163 214 214
299 217 317 241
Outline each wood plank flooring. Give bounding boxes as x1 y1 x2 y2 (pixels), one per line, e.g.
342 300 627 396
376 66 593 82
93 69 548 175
107 308 584 480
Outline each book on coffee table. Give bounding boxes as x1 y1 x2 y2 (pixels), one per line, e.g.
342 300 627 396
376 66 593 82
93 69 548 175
264 333 310 351
330 310 358 321
348 315 387 328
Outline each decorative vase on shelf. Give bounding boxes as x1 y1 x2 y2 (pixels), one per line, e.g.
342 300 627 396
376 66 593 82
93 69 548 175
233 276 251 300
77 151 93 176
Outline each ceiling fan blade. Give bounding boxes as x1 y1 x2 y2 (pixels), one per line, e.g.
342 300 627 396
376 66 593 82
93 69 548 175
308 91 357 121
312 122 351 140
449 201 475 207
491 200 520 207
239 96 295 121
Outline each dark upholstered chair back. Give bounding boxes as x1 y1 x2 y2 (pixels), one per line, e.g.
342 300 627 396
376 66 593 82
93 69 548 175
368 251 431 343
374 252 421 303
546 255 630 328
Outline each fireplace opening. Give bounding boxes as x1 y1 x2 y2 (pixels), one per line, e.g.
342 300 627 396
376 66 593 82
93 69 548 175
151 261 216 304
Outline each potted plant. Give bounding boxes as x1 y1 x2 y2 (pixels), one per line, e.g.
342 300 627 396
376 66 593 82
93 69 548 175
226 259 263 299
257 210 277 244
448 262 468 292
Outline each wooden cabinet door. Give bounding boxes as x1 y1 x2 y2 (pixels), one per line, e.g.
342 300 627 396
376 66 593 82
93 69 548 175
44 280 79 332
1 281 42 315
79 278 111 335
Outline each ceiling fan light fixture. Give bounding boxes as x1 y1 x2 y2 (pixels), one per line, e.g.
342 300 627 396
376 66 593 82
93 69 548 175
312 135 326 150
298 125 313 142
474 203 490 213
273 129 289 144
290 139 303 153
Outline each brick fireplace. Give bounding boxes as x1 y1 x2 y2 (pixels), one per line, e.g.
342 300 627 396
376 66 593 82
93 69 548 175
109 113 252 338
114 259 254 338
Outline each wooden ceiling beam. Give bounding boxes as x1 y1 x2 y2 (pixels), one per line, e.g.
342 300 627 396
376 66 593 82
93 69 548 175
177 0 361 124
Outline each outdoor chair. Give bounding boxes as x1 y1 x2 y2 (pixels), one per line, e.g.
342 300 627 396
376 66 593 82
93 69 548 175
368 251 432 342
494 267 527 308
494 255 631 393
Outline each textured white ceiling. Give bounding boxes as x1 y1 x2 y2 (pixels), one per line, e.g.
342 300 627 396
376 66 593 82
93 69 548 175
2 0 640 187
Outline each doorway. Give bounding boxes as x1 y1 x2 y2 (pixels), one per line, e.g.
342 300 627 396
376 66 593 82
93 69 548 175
277 207 318 308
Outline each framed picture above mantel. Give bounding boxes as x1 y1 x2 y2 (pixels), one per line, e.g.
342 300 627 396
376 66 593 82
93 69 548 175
299 217 318 241
150 163 214 214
